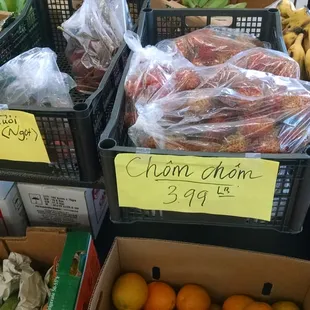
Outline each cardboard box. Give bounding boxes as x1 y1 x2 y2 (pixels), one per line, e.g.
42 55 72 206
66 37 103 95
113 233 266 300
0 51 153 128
0 182 28 236
49 231 100 310
17 183 108 238
0 10 12 31
0 227 100 310
150 0 280 27
90 238 310 309
151 0 278 8
232 0 279 8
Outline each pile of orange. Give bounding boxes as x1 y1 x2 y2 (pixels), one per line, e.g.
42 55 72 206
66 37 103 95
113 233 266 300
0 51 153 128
111 273 300 310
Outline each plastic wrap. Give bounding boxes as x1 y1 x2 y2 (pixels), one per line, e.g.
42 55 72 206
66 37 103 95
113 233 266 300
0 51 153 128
0 48 75 108
228 47 300 78
62 0 131 93
157 26 269 67
124 31 194 126
123 28 272 126
129 64 310 154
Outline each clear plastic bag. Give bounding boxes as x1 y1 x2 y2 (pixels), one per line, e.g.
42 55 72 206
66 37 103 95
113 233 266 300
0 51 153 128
228 47 300 78
129 64 310 154
62 0 131 93
0 48 75 108
157 26 269 67
123 31 194 126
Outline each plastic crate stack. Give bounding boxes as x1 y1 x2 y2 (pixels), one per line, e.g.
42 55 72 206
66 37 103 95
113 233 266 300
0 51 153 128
98 8 310 233
1 0 310 234
0 0 147 187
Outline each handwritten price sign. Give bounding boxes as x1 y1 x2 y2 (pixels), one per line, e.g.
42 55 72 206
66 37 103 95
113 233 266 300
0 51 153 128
0 111 50 163
115 154 279 221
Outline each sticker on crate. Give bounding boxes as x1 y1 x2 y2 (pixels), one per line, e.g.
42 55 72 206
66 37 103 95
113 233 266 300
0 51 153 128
115 154 279 221
0 110 50 163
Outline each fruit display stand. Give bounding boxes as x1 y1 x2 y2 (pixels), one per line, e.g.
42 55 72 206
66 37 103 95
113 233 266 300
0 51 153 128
3 2 310 309
0 0 147 187
98 8 310 233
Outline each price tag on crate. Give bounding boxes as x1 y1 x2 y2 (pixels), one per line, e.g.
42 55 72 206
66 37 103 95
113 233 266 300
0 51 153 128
0 111 50 163
115 154 279 221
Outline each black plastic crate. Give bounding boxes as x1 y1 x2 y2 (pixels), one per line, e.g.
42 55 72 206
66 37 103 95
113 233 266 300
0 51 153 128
0 0 146 183
99 8 310 232
0 0 42 65
138 8 286 51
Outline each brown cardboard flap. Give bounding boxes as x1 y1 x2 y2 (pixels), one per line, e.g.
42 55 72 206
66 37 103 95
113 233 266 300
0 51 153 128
242 0 278 8
0 240 10 260
304 289 310 310
90 239 121 310
149 0 272 27
115 238 310 304
0 11 12 21
2 227 67 267
151 0 277 10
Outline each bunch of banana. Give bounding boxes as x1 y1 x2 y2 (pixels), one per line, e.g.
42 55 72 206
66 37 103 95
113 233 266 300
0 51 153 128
278 0 310 80
181 0 247 9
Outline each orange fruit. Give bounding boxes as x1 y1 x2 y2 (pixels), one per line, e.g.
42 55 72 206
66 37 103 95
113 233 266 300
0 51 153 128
112 273 148 310
176 284 211 310
244 302 272 310
272 302 300 310
144 281 176 310
223 295 254 310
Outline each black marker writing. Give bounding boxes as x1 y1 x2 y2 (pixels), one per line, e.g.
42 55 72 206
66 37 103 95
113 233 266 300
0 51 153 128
0 114 18 126
126 156 194 179
164 185 178 205
202 161 262 181
1 124 38 142
164 185 208 207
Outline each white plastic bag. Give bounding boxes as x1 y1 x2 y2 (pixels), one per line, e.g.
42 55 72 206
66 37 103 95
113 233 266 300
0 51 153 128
157 26 270 67
228 47 300 78
129 63 310 154
0 48 75 108
16 270 46 310
62 0 131 93
123 30 194 126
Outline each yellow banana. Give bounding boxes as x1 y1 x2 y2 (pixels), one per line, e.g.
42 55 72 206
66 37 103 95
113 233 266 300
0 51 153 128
283 26 303 35
284 18 310 32
282 17 289 31
290 7 309 18
283 27 304 49
282 8 310 31
288 33 306 78
305 48 310 80
302 24 310 53
277 0 296 18
284 32 299 49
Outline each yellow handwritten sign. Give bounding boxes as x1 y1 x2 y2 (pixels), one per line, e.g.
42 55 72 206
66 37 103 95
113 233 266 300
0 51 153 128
115 154 279 221
0 111 50 163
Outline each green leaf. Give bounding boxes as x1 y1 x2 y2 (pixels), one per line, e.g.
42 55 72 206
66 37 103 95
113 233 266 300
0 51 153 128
192 0 199 7
15 0 26 14
187 0 196 8
4 0 16 13
224 2 247 8
198 0 209 8
0 0 8 11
